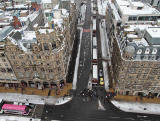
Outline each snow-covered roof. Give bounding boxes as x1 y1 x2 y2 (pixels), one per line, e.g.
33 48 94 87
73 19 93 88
146 27 160 38
38 29 54 34
41 0 51 3
132 38 149 47
109 1 121 21
115 0 160 16
22 31 36 40
0 26 14 41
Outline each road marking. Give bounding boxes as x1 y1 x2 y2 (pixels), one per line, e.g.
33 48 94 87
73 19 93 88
83 29 90 32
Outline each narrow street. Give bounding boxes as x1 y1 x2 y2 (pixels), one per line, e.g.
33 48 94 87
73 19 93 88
40 0 160 121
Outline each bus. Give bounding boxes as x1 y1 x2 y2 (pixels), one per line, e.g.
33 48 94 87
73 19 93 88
92 19 96 35
92 48 97 64
2 104 30 115
92 65 98 85
92 37 97 48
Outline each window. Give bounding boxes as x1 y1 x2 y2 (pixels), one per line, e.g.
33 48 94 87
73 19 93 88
11 55 15 59
5 63 8 67
21 62 25 66
19 56 23 59
138 16 144 21
2 59 6 62
43 43 49 50
45 13 49 17
41 68 45 72
1 68 6 72
1 53 5 57
149 16 157 21
49 69 53 72
56 61 60 65
128 16 137 21
37 55 41 59
24 68 29 72
58 67 61 71
33 67 36 71
18 72 23 78
52 43 56 49
137 7 143 10
7 68 13 73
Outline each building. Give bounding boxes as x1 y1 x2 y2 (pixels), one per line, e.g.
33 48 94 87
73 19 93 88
0 1 77 96
106 0 160 98
141 0 160 11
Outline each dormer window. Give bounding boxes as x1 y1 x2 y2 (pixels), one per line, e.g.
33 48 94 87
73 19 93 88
152 48 157 54
145 48 150 54
137 49 142 54
137 7 143 10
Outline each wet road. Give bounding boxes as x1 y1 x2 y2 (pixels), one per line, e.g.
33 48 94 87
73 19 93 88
41 0 160 121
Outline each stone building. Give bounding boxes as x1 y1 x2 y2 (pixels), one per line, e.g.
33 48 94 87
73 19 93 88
0 3 76 95
106 0 160 98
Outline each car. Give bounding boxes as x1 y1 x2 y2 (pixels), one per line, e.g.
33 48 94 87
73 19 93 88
99 69 103 77
99 77 104 85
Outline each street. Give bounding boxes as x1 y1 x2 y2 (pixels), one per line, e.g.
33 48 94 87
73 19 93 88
40 0 160 121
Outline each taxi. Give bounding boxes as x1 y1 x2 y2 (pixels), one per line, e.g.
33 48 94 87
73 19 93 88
99 77 104 85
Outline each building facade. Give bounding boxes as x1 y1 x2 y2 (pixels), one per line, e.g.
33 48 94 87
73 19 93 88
106 0 160 98
0 2 77 95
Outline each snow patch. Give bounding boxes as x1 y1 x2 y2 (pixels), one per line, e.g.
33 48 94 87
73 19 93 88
111 100 160 115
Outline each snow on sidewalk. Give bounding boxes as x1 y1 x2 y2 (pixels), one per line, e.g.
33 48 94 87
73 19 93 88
111 100 160 115
0 116 40 121
97 0 108 16
99 21 110 91
72 28 83 90
0 93 58 105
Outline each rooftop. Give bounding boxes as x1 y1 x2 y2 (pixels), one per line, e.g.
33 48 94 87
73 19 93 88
115 0 160 16
146 27 160 38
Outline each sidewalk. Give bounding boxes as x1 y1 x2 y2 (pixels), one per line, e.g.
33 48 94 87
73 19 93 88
0 84 72 105
97 0 108 16
72 28 83 90
114 94 160 104
111 100 160 115
0 116 41 121
99 21 110 91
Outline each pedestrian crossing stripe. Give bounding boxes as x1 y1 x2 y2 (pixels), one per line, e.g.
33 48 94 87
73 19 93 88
83 29 90 32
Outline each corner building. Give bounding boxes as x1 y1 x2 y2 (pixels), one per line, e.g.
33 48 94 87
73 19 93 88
0 4 76 95
106 0 160 98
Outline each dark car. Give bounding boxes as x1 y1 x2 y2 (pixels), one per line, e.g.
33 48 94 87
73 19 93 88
99 69 103 77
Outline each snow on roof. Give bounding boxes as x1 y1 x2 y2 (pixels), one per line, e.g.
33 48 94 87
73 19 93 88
9 4 28 9
127 34 138 38
146 27 160 38
124 24 153 32
131 1 144 7
54 4 59 9
19 16 28 22
132 38 149 47
109 1 121 21
115 0 160 16
29 11 39 22
62 9 69 16
22 31 36 40
41 0 51 3
53 18 63 27
20 10 28 13
44 9 52 13
39 29 54 34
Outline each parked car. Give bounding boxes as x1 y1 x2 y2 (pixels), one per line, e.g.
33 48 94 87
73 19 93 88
99 77 104 86
99 69 103 77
